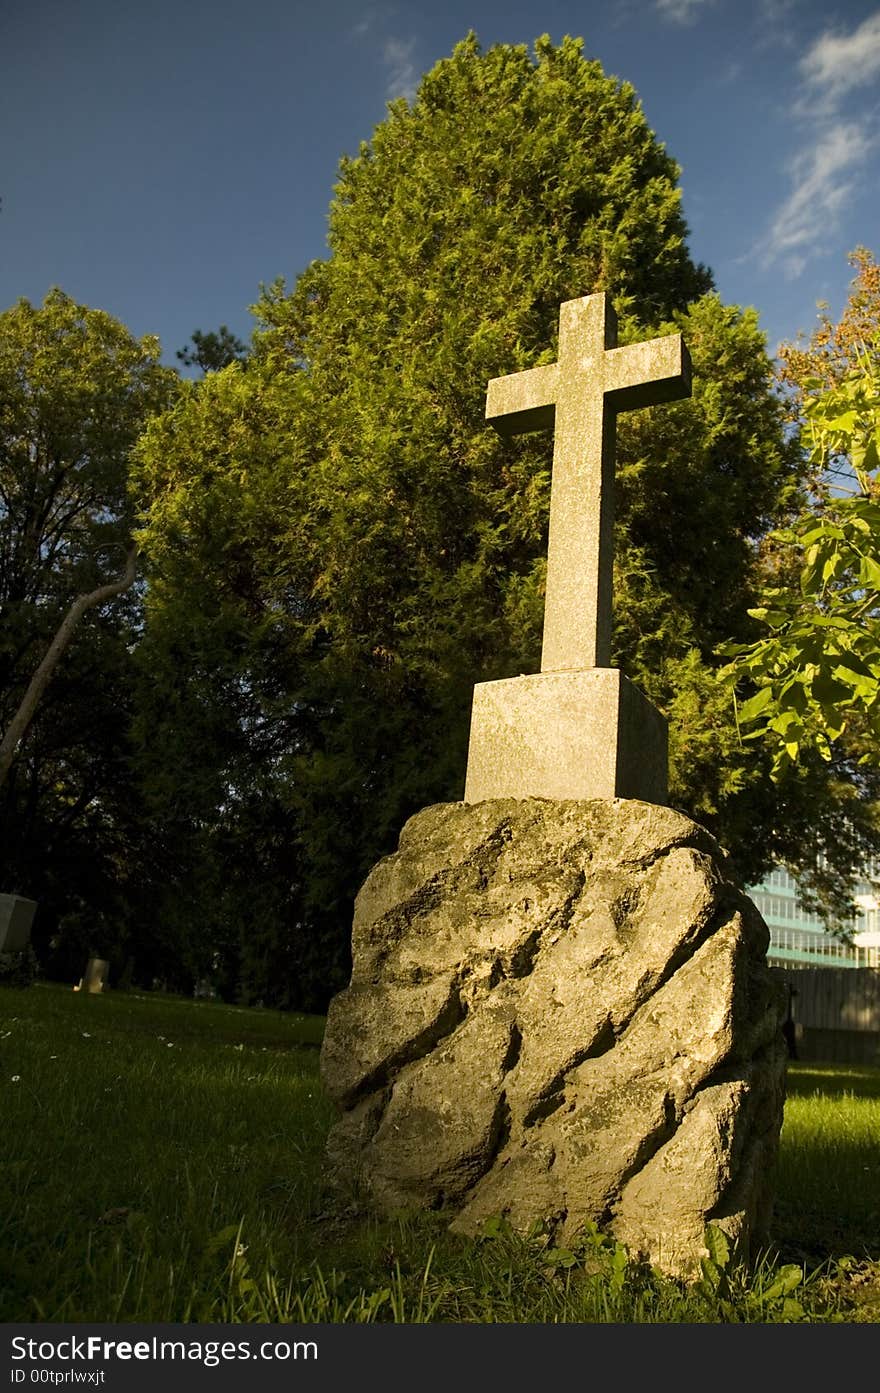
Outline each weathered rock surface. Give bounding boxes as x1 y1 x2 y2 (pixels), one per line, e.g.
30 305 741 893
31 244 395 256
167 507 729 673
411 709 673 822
319 798 786 1277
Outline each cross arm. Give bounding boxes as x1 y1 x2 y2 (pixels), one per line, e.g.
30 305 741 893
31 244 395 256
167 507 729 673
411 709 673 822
604 335 692 413
486 363 559 437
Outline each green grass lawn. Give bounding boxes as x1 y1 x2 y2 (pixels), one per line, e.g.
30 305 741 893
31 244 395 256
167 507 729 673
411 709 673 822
1 982 878 1323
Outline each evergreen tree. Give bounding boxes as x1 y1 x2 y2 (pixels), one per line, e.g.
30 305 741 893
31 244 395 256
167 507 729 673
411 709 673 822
177 325 249 374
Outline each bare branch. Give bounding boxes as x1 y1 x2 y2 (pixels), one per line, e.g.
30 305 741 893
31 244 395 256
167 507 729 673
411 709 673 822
0 547 139 791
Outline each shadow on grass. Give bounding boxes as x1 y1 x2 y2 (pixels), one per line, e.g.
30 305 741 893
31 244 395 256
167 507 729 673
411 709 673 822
27 979 326 1050
784 1064 880 1101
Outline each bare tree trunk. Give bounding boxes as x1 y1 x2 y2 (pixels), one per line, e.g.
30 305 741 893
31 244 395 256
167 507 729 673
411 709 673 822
0 548 139 792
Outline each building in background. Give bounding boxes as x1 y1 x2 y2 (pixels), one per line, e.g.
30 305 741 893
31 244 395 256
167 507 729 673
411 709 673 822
749 866 880 969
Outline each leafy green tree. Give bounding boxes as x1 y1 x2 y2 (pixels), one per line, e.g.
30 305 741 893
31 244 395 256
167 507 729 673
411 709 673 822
0 289 176 965
135 34 826 1000
777 248 880 398
719 252 880 924
722 338 880 771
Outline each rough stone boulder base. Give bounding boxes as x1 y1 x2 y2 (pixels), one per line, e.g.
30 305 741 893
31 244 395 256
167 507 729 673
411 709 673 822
319 799 786 1277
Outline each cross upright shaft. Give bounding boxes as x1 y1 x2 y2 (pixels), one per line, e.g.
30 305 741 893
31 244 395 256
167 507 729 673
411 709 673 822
486 294 691 671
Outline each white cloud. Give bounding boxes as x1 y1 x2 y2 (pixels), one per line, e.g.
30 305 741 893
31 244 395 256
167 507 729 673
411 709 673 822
383 36 418 101
756 0 799 22
756 9 880 277
800 11 880 106
761 121 876 276
655 0 715 23
752 0 800 50
350 5 391 40
348 6 417 100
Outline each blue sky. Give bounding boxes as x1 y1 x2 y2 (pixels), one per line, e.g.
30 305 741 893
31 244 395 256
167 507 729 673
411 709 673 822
1 0 878 369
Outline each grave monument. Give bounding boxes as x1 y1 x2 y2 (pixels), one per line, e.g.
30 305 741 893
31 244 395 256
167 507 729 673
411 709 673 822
319 294 786 1277
0 893 37 955
75 957 109 994
465 293 686 804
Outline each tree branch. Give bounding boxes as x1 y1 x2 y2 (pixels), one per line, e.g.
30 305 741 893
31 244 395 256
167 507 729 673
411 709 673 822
0 547 139 791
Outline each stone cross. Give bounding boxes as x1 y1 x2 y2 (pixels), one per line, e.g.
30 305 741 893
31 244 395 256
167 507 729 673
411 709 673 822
486 293 692 671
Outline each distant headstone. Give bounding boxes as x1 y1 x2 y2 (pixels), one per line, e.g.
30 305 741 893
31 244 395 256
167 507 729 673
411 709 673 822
464 292 691 805
0 894 37 954
77 957 109 994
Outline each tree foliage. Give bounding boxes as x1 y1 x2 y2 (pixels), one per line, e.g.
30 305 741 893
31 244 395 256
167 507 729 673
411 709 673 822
722 335 880 773
0 289 172 612
0 289 175 965
778 247 880 395
130 358 334 1003
720 250 880 923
